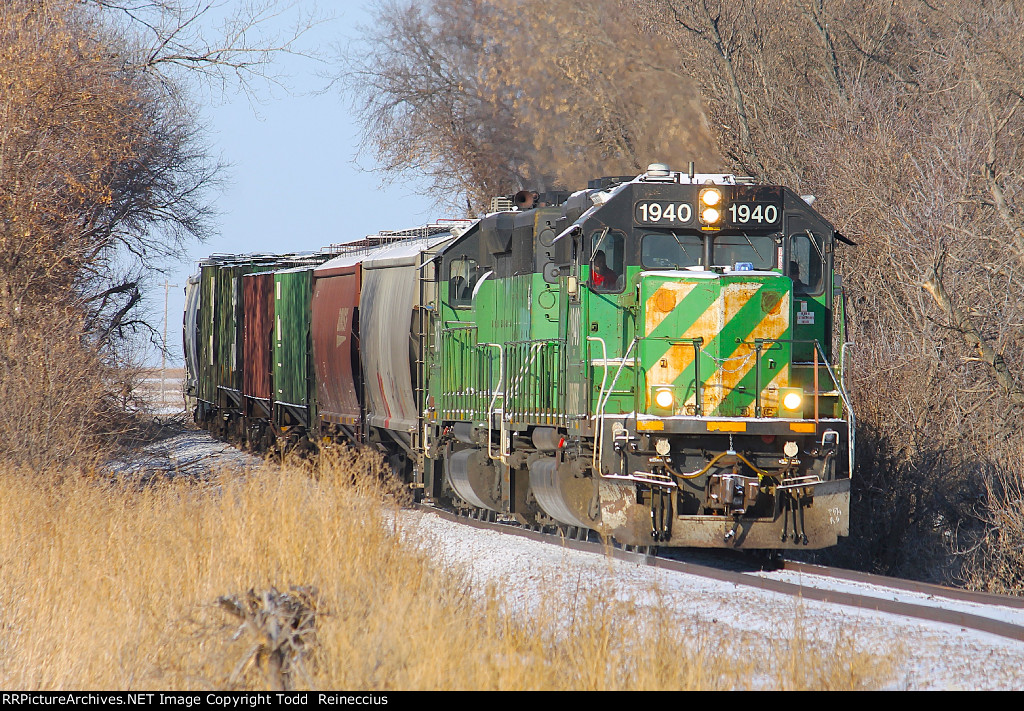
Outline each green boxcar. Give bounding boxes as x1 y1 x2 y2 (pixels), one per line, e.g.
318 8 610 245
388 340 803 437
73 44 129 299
195 259 221 409
273 266 316 428
213 262 247 407
210 258 286 408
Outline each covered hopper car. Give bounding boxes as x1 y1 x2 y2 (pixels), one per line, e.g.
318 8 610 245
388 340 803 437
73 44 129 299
185 164 854 550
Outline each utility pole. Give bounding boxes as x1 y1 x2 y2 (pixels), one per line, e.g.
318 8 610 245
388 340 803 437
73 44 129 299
162 280 178 410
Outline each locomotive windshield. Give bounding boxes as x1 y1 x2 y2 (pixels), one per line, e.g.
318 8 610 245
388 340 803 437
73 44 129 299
714 234 776 270
641 232 701 269
641 232 776 270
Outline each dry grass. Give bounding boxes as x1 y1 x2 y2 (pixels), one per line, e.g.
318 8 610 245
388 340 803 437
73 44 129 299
0 450 896 690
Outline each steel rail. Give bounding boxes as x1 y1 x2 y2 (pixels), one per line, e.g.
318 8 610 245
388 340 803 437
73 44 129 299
780 560 1024 610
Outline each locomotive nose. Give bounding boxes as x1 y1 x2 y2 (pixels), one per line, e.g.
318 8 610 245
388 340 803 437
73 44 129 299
640 271 792 417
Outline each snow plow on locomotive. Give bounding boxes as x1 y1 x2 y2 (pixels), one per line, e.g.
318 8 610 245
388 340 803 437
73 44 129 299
185 164 854 550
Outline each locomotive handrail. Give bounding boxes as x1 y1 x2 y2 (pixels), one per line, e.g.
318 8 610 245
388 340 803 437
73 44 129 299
593 337 639 472
587 336 609 471
479 342 505 460
502 338 565 426
830 340 856 479
839 341 854 392
811 337 856 482
635 336 705 416
505 342 545 420
586 336 610 411
746 337 850 412
748 336 855 479
503 337 566 345
750 339 786 418
439 323 495 419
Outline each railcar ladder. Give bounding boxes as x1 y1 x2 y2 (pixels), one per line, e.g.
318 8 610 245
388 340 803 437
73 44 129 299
412 260 434 489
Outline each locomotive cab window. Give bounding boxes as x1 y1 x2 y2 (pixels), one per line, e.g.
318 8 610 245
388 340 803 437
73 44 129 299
641 232 702 269
714 234 776 271
590 229 624 292
448 256 480 307
788 231 825 295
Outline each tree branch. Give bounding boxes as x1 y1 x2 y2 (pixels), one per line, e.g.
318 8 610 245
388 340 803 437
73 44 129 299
922 262 1024 407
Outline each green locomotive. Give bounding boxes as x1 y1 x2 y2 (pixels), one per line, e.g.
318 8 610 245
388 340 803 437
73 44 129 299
425 163 852 548
186 163 853 549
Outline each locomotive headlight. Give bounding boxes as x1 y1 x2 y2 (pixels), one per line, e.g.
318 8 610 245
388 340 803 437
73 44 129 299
699 188 724 227
780 388 803 417
654 388 675 409
701 188 722 207
701 207 721 224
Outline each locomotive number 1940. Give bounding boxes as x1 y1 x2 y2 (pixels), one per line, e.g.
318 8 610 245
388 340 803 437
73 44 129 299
635 200 781 228
728 202 780 225
634 201 693 227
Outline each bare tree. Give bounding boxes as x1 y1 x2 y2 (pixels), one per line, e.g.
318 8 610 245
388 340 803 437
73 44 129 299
84 0 322 96
345 0 722 210
344 0 527 210
0 0 320 466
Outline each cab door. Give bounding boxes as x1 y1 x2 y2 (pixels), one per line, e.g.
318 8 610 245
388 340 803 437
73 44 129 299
584 228 632 415
786 215 831 363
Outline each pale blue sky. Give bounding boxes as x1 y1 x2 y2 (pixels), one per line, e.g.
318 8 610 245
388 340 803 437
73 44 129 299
148 2 439 365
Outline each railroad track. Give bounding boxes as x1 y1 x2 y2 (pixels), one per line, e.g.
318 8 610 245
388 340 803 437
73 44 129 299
424 503 1024 644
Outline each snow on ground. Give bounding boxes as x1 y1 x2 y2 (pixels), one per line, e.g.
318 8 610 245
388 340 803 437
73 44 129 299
108 421 263 478
114 423 1024 690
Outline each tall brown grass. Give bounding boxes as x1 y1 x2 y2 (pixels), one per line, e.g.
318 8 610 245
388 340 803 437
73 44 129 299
0 449 895 690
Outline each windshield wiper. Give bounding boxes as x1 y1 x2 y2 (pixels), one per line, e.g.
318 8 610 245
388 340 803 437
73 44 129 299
670 231 698 267
805 229 825 262
740 232 765 263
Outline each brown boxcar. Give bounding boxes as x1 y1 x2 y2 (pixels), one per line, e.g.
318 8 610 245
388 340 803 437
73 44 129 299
242 271 275 418
311 261 362 434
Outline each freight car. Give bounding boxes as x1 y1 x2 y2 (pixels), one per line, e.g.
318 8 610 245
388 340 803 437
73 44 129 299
185 164 854 550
